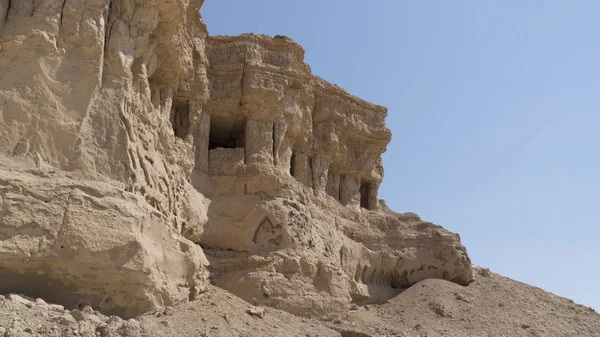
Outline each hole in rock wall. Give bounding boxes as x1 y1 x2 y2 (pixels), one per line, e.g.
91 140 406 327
289 152 296 177
208 116 246 150
0 271 116 316
170 101 190 139
360 180 372 210
390 270 410 289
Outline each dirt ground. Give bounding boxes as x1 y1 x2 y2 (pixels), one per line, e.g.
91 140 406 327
0 266 598 337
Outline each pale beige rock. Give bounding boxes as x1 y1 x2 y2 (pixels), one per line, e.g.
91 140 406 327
198 34 472 317
0 0 210 317
0 0 472 320
0 157 209 317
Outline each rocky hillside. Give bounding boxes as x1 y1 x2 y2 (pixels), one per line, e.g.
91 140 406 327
0 1 598 336
0 266 597 336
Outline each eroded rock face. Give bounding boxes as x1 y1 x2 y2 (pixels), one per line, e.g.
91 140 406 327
0 0 210 317
0 0 472 318
195 34 472 317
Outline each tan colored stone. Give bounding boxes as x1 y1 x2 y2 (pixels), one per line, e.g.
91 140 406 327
0 0 472 320
0 0 210 317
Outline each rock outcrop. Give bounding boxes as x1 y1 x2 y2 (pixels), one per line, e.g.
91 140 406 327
0 0 472 318
0 0 210 317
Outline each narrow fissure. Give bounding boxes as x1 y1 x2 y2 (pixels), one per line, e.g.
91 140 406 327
5 0 11 22
239 51 247 107
289 152 295 177
104 1 114 54
100 0 113 85
272 123 276 165
59 0 67 26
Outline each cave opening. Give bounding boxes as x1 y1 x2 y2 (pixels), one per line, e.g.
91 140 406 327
360 179 372 210
208 116 246 150
289 152 296 177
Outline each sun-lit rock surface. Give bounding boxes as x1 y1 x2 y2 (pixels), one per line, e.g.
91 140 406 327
0 0 472 318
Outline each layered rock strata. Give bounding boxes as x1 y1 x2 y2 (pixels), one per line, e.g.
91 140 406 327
0 0 472 318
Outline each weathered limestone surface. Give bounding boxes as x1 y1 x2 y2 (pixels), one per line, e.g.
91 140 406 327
0 0 211 317
198 34 472 317
0 0 473 318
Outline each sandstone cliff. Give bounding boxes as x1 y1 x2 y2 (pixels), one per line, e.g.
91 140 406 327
0 0 472 319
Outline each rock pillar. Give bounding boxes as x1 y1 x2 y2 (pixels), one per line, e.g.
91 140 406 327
245 119 274 166
193 112 210 174
292 153 312 188
312 156 329 195
340 175 360 206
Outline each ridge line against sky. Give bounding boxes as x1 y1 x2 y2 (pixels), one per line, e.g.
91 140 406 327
202 0 600 311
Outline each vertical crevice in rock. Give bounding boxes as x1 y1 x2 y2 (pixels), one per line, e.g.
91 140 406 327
59 0 66 27
100 0 114 87
104 1 114 54
239 50 247 108
289 152 295 177
272 123 276 165
2 0 11 26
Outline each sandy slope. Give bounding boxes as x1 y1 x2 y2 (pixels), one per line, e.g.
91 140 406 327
0 266 598 336
332 266 599 337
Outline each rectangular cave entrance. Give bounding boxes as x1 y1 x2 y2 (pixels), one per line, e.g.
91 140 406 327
289 152 296 177
360 179 372 210
208 116 246 150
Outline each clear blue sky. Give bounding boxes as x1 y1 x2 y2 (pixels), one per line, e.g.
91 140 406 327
202 1 600 310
